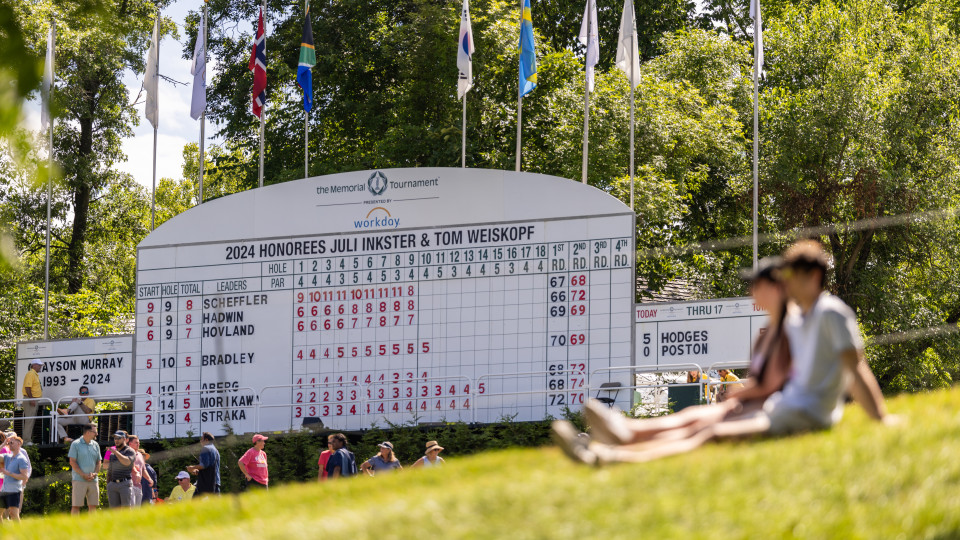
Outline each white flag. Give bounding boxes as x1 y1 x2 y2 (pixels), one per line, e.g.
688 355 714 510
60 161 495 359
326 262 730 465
616 0 640 89
41 24 54 131
578 0 599 92
751 0 763 70
457 0 475 98
190 11 206 120
145 18 160 129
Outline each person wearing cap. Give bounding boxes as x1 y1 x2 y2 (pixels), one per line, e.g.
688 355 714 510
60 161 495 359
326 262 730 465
325 433 358 479
0 435 30 522
105 430 137 508
166 471 195 502
411 441 445 468
770 240 892 432
0 430 28 520
21 359 44 444
67 423 101 515
57 385 97 444
553 256 795 464
360 441 402 476
238 434 269 489
186 432 221 495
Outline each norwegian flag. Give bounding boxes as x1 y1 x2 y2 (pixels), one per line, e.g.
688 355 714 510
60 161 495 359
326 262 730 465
248 8 267 118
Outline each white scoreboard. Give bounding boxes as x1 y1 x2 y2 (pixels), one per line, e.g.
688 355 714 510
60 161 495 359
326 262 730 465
16 336 134 406
635 298 768 368
135 169 634 437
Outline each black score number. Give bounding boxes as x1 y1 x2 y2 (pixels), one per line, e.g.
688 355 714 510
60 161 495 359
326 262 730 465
42 375 66 387
549 334 587 346
82 373 111 385
548 393 585 407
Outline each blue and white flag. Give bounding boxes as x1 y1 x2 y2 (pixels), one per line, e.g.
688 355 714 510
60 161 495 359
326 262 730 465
578 0 598 92
190 11 206 120
457 0 475 99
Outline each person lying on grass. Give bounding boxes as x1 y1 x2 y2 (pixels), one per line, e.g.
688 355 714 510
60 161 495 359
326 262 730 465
553 255 792 463
554 241 897 465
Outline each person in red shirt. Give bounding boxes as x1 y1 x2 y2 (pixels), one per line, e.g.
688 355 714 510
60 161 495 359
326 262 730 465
317 439 333 481
238 434 269 489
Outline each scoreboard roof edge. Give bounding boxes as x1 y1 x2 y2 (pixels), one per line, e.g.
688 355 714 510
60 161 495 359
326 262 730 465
139 168 633 248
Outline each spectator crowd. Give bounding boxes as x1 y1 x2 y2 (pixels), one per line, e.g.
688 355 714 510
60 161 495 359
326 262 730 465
0 423 447 523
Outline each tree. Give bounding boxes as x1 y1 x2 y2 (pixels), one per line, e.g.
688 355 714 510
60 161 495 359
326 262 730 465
761 0 960 389
17 0 172 293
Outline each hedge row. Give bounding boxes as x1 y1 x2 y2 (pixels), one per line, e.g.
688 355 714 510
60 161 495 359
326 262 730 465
20 410 584 516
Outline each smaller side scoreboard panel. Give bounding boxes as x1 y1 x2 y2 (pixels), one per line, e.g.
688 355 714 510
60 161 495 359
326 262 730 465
16 336 135 405
635 298 767 369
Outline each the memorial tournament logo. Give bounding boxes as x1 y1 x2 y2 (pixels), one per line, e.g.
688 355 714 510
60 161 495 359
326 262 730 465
368 171 388 196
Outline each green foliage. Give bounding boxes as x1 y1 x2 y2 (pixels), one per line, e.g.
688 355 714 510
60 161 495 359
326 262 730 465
760 0 960 389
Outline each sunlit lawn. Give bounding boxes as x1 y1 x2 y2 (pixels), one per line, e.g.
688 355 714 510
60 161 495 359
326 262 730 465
7 387 960 539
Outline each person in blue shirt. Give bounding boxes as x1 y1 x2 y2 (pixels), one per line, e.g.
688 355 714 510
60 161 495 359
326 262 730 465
325 433 357 479
187 432 220 495
0 436 31 522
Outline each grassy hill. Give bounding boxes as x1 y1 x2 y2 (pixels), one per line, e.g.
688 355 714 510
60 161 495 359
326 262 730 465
8 387 960 539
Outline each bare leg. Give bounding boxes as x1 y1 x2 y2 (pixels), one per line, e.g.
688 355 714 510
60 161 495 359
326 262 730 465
585 398 740 445
590 411 772 464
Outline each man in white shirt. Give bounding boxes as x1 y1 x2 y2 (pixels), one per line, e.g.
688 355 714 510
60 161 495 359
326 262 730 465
767 240 891 433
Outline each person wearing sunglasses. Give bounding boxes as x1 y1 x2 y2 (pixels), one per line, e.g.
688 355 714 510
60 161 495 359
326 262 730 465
57 386 96 444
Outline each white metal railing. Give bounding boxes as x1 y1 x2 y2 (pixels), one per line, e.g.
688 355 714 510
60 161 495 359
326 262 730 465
474 369 594 421
22 361 766 440
0 398 56 443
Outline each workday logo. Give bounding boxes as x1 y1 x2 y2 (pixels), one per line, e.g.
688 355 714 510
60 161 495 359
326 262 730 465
367 171 388 196
354 207 400 230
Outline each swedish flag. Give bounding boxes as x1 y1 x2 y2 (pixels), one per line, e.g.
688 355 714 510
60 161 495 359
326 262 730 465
297 7 316 112
519 0 537 96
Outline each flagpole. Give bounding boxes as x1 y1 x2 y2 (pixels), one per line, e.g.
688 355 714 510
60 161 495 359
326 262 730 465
44 20 55 341
516 0 523 172
258 0 267 189
151 15 159 230
752 3 759 270
581 0 592 185
629 32 635 211
151 126 157 230
199 1 207 205
304 0 309 179
462 94 467 168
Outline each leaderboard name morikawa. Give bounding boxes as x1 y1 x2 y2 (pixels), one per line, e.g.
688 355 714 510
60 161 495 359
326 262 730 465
204 295 268 310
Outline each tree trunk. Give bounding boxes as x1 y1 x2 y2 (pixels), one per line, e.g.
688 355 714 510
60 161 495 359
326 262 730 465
66 97 96 294
829 228 875 313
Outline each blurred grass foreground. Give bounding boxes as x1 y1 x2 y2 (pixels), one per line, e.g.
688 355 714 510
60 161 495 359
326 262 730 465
7 387 960 539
